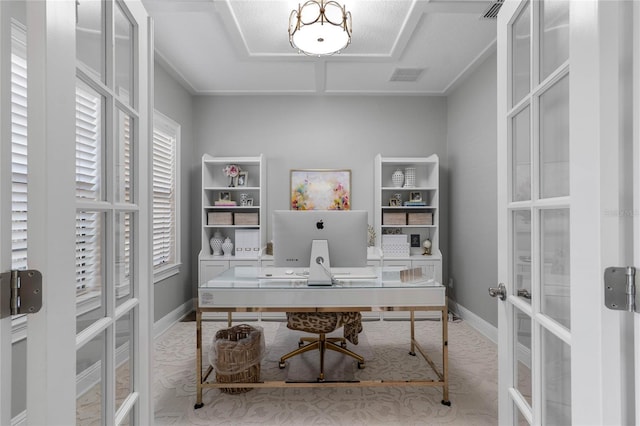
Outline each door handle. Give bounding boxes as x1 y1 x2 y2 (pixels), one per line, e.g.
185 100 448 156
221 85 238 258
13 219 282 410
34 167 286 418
488 283 507 301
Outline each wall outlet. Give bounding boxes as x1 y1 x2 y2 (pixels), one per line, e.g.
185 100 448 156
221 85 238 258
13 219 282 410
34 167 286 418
448 278 454 288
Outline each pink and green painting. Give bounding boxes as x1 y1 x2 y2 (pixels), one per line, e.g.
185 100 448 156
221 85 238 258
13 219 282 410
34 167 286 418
290 169 351 210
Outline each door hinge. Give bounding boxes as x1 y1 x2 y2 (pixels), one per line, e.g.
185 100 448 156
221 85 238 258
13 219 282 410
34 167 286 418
0 270 43 319
604 266 638 313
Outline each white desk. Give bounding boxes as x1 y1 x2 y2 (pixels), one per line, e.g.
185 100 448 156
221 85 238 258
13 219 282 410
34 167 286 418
195 266 450 408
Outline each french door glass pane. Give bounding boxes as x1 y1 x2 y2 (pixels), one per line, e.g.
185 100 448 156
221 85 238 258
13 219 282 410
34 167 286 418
116 110 133 203
115 311 133 413
76 211 105 333
116 212 133 306
76 80 104 201
540 0 569 81
114 2 133 106
513 210 532 302
512 106 531 201
542 327 571 425
76 0 104 82
541 208 570 329
512 1 531 106
540 75 569 198
514 307 532 407
76 330 106 425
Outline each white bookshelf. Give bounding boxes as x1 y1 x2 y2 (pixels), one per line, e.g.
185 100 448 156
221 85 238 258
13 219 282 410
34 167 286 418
198 154 266 320
374 154 442 319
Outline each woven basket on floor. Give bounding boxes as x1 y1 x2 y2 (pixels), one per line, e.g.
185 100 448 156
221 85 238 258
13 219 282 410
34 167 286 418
213 324 263 394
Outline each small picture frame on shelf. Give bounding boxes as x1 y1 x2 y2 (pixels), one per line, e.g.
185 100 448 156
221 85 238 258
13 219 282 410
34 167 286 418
219 191 231 201
246 198 254 206
389 198 401 206
236 171 248 187
410 234 421 247
410 192 422 202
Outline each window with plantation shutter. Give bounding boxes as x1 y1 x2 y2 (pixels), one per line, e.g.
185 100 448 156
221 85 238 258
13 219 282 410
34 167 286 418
11 22 28 271
152 112 180 281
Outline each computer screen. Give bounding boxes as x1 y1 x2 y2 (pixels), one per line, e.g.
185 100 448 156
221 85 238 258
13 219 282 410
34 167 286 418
272 210 368 268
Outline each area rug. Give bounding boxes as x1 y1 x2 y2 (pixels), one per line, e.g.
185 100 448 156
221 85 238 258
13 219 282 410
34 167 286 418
154 318 500 425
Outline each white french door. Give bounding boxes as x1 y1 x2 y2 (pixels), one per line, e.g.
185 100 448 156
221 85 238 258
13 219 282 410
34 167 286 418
634 3 640 424
0 1 153 425
497 0 638 425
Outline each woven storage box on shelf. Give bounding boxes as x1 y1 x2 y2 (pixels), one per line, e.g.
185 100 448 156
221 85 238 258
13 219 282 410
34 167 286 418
208 211 233 225
383 212 406 226
234 212 259 225
408 212 433 225
209 324 264 394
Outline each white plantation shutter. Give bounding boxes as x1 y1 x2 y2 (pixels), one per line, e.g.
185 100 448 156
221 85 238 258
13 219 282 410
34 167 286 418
75 211 102 293
75 84 102 293
11 23 28 271
152 112 180 274
75 87 102 200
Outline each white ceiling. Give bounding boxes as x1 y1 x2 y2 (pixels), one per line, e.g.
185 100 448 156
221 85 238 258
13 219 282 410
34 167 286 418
143 0 498 95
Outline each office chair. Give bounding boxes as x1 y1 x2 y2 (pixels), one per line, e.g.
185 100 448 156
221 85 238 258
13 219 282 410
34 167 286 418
278 311 365 382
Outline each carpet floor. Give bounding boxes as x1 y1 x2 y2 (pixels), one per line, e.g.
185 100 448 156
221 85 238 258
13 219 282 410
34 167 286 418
154 318 498 425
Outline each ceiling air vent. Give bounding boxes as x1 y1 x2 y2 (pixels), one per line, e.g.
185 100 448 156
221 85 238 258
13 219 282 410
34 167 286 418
481 0 504 19
389 68 425 83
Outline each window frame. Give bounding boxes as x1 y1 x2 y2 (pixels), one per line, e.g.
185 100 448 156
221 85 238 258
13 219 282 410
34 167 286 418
152 110 181 282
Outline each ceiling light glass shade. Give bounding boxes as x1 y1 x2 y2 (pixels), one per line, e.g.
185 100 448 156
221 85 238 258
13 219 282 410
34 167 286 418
289 0 352 56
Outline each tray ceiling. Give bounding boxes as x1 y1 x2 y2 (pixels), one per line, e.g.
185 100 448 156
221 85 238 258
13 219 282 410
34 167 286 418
143 0 498 95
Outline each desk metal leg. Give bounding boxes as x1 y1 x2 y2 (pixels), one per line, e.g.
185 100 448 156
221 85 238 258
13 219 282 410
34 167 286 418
194 309 204 409
409 310 416 356
441 306 451 406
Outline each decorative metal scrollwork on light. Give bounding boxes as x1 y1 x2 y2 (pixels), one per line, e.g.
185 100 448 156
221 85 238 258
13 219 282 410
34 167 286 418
289 0 352 56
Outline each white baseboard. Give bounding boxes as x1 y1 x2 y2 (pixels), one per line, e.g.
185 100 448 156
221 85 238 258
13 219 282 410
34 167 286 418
11 410 25 426
454 303 498 344
153 299 194 339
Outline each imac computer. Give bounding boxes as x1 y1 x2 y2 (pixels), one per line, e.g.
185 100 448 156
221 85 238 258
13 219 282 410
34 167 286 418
272 210 375 285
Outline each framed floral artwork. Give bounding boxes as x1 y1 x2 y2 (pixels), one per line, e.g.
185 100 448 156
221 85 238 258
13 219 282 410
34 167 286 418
290 169 351 210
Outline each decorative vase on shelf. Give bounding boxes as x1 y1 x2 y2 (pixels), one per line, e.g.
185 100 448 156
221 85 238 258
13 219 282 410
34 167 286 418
391 169 404 188
210 230 224 256
222 237 234 256
404 167 416 188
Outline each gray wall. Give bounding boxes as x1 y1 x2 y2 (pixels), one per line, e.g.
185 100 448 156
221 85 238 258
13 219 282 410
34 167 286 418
191 95 449 284
446 50 498 326
153 62 195 321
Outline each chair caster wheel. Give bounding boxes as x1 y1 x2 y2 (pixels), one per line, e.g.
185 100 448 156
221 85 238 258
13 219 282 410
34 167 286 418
441 400 451 406
340 341 347 348
409 351 416 356
357 362 365 369
279 361 286 369
194 402 204 409
298 341 304 348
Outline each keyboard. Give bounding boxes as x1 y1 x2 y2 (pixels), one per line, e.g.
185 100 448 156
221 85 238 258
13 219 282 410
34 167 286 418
329 267 378 280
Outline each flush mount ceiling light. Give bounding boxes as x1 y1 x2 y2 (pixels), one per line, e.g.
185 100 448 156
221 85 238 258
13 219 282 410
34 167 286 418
289 0 352 56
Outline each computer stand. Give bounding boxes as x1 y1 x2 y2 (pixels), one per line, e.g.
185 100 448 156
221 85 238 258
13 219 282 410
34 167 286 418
308 239 332 286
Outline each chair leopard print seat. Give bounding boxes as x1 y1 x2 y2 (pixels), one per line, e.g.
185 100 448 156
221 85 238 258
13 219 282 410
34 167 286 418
286 311 363 344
